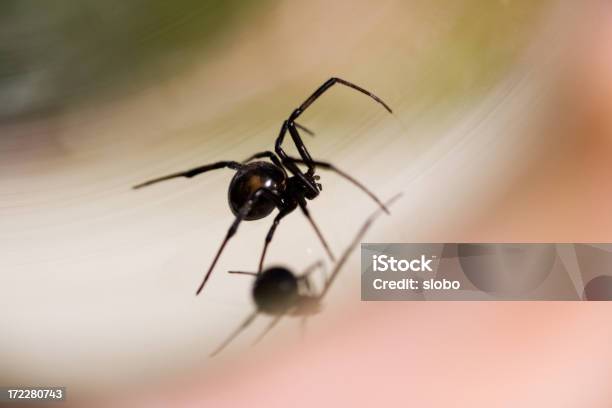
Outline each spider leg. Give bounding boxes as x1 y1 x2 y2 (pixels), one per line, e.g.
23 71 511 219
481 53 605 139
288 77 392 124
320 193 402 299
302 271 323 299
294 122 315 137
297 260 326 293
252 315 283 346
297 199 335 262
299 260 325 279
133 161 242 189
228 249 311 279
258 208 292 273
227 271 258 276
242 151 284 169
210 311 258 357
287 122 316 175
276 78 392 193
195 188 283 295
274 121 319 194
286 156 390 214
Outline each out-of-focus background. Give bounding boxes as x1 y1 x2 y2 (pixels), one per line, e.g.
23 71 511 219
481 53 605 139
2 0 612 406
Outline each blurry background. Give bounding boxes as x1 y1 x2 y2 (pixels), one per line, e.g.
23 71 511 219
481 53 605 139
2 0 612 406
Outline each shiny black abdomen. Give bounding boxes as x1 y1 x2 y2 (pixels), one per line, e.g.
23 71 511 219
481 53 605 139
252 267 298 314
228 161 286 221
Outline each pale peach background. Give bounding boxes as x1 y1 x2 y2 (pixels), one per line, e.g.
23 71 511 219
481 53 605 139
2 1 612 407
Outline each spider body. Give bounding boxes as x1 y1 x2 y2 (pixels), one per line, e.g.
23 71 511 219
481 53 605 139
133 77 393 295
250 266 324 317
228 162 287 220
252 267 300 314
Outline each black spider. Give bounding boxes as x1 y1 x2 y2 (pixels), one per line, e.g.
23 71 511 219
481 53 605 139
210 193 401 356
133 77 393 295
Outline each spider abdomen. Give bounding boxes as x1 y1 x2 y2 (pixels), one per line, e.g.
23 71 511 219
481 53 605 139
227 162 286 220
252 267 299 314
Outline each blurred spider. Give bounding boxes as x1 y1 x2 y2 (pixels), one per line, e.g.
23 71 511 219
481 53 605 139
133 77 393 295
210 193 401 356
